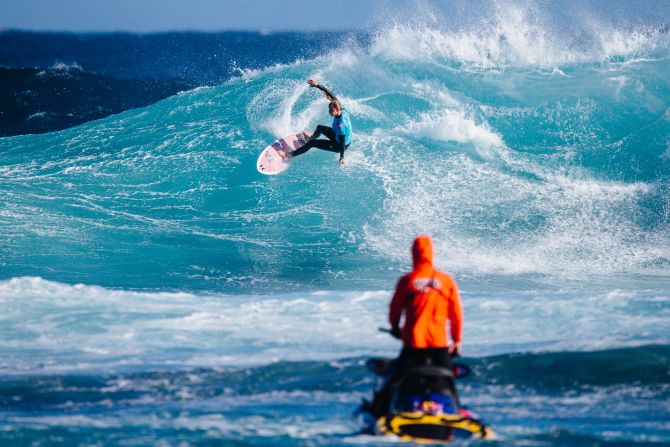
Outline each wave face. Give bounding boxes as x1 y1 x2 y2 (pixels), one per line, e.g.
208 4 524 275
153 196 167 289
2 9 670 293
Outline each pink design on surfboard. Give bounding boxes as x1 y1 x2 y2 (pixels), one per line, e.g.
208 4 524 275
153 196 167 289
256 133 308 175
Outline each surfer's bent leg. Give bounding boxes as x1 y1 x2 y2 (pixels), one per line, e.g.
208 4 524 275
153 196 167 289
291 126 338 157
291 139 336 157
309 125 333 141
293 139 348 159
316 126 349 160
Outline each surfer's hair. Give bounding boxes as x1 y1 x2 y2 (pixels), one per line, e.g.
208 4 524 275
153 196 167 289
329 101 341 112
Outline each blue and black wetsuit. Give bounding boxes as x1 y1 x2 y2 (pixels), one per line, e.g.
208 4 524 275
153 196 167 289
291 85 352 161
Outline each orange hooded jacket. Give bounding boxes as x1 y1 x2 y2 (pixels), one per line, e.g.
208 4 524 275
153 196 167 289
389 235 463 349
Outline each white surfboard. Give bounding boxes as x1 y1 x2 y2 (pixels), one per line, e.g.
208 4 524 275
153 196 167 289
257 132 308 175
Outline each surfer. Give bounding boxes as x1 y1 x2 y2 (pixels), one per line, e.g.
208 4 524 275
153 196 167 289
279 79 352 165
372 235 463 414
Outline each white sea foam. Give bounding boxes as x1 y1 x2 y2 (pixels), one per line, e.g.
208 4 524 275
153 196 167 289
0 277 667 375
8 415 121 429
400 109 504 153
369 3 670 68
247 78 322 137
6 410 354 438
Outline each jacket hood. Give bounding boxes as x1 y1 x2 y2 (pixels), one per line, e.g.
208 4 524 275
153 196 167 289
412 235 434 268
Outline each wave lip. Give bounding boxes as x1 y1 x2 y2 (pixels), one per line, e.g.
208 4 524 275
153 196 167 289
370 5 670 69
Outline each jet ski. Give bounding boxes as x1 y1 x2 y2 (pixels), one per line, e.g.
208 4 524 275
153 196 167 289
357 357 495 443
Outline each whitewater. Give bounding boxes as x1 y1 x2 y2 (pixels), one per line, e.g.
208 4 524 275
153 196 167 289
1 4 669 446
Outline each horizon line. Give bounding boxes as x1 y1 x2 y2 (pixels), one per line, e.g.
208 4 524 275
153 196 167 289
0 27 368 35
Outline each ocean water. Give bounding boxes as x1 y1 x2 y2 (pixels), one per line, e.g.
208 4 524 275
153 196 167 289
1 3 670 446
0 31 368 136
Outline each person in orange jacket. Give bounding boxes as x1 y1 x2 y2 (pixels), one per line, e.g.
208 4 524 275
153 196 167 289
372 235 463 415
390 235 463 362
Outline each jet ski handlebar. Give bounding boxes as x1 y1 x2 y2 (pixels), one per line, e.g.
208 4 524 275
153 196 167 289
378 327 402 339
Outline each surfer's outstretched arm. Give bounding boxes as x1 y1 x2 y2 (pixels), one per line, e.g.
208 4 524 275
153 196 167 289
308 79 339 104
316 84 337 102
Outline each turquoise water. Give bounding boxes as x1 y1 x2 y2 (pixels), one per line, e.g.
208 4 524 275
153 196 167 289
1 6 670 446
1 26 669 292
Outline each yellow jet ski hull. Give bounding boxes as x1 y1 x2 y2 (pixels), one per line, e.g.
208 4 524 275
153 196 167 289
376 411 496 443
